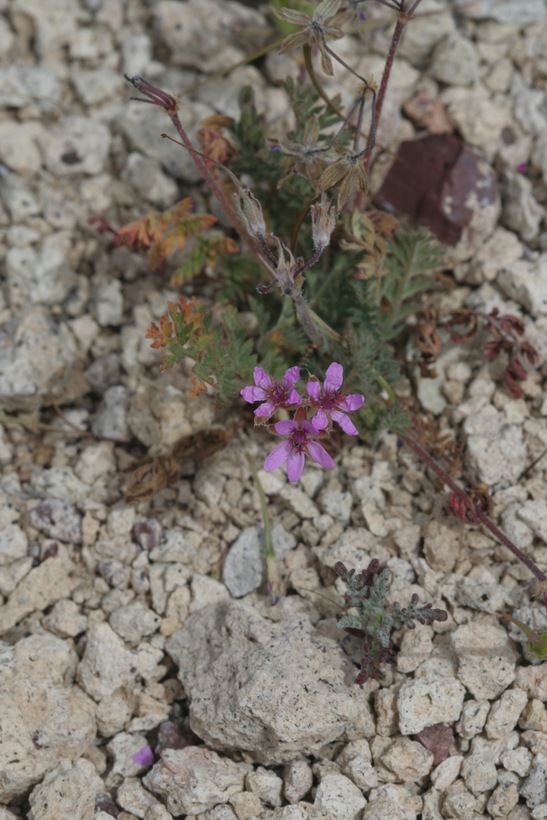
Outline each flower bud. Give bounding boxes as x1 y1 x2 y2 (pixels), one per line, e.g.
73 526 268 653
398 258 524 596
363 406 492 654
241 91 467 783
233 188 267 240
310 195 336 253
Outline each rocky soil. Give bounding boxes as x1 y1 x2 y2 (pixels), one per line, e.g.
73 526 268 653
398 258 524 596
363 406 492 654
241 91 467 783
1 0 547 818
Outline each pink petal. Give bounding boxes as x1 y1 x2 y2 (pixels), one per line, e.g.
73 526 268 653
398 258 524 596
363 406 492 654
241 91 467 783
286 389 302 406
254 367 273 390
264 440 292 471
331 409 359 436
338 393 365 411
311 410 329 431
132 745 155 767
307 441 336 469
324 362 343 392
282 366 301 388
286 450 305 482
241 386 267 403
306 380 321 401
254 401 276 418
272 419 297 435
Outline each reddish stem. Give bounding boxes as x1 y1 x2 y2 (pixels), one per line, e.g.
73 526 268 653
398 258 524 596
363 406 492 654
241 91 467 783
401 433 547 584
364 0 423 169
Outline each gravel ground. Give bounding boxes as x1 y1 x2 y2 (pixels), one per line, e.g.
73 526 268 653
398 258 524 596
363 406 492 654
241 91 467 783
1 1 547 818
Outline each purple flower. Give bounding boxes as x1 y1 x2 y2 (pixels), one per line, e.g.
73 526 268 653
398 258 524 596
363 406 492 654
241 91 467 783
241 366 302 419
132 745 155 768
306 362 364 435
264 409 335 482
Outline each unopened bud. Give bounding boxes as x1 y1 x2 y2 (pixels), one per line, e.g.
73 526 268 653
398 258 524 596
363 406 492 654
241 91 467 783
310 196 336 253
234 189 267 240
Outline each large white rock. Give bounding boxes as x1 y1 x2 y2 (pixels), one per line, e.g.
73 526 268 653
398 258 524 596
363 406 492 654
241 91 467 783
167 600 375 764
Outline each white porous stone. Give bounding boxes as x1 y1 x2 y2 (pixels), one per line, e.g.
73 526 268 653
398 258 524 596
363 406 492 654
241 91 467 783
431 756 464 791
117 777 170 818
455 0 546 23
337 739 379 792
43 599 87 638
516 666 547 701
430 32 480 86
520 760 547 809
363 784 420 820
283 760 314 804
91 386 130 442
109 602 161 643
498 257 547 319
313 772 366 819
0 635 96 802
398 677 466 735
0 65 61 112
485 688 528 738
107 731 151 778
154 0 265 74
27 759 104 820
166 600 375 764
466 227 522 283
77 622 148 701
382 738 434 782
440 85 510 160
461 752 498 795
0 175 41 221
122 152 179 209
6 232 79 310
452 622 517 699
246 766 283 808
0 307 84 412
502 174 543 243
144 747 244 815
11 0 80 58
0 121 45 176
457 699 491 740
463 406 527 486
278 485 319 520
487 782 519 817
222 524 296 598
501 747 532 777
93 276 124 327
398 0 455 64
0 523 28 565
28 498 82 544
39 116 111 177
318 488 353 525
0 544 77 634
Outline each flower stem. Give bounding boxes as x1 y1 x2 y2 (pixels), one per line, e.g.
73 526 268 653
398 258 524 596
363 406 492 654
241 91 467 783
247 456 283 602
364 0 424 170
401 432 547 584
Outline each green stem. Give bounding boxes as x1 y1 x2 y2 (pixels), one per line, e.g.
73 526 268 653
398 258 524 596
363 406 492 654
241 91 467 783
247 455 283 601
303 45 344 120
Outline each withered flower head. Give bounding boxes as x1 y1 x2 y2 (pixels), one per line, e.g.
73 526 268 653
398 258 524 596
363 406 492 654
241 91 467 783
233 188 267 240
310 194 337 253
273 0 348 76
270 115 327 188
124 74 179 114
318 146 368 210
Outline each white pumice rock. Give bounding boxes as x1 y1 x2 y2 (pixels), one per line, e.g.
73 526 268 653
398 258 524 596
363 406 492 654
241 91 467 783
144 747 245 816
485 687 529 738
398 676 466 736
167 600 375 764
313 772 366 818
452 622 517 699
27 759 104 820
0 635 96 802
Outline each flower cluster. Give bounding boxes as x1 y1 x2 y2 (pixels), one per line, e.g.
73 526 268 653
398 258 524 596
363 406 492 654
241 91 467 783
241 362 364 483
